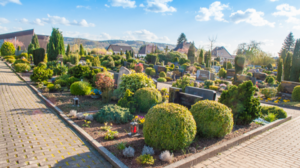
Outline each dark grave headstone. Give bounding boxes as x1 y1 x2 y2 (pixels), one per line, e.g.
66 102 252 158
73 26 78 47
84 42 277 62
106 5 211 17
179 93 203 109
153 65 159 73
185 86 216 101
281 80 300 94
227 69 235 78
117 66 131 88
253 72 267 81
169 87 182 104
157 66 167 73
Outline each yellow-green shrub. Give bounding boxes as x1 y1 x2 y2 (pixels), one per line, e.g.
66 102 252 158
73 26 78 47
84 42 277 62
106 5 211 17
209 85 218 91
190 100 233 138
135 88 162 113
143 103 196 150
119 73 156 93
14 63 31 72
292 85 300 101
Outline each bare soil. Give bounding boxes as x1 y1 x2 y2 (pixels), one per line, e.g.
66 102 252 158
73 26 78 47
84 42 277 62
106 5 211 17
72 118 262 168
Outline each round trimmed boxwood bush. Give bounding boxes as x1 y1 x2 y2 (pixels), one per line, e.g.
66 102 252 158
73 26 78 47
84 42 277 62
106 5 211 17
14 63 30 72
190 100 233 138
267 76 275 85
157 77 167 82
143 103 196 150
260 106 287 119
54 79 67 87
135 88 162 113
70 81 92 95
38 62 47 69
150 69 156 76
159 71 166 78
67 76 80 86
0 41 15 56
292 85 300 101
145 67 153 75
119 73 156 93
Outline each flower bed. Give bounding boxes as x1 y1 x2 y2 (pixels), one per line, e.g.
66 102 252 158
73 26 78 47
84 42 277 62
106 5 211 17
71 116 261 168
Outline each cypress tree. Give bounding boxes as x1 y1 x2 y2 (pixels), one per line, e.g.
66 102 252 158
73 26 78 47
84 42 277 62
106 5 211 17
31 34 40 49
47 28 65 61
66 44 70 56
198 49 204 64
17 46 21 51
120 50 123 55
79 44 85 56
234 55 245 81
205 50 211 68
277 59 283 82
281 49 287 62
187 42 196 64
290 39 300 81
284 52 292 81
27 43 35 55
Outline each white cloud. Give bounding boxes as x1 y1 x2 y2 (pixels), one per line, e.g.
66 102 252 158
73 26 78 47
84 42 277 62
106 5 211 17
105 4 110 8
0 26 7 32
0 0 21 6
109 0 136 8
270 0 278 2
76 5 91 10
144 0 176 13
139 3 144 7
71 19 95 27
13 27 23 31
195 1 229 22
230 8 275 27
273 4 300 24
0 18 9 24
63 31 112 40
32 19 44 26
18 18 28 23
124 29 170 42
293 25 300 30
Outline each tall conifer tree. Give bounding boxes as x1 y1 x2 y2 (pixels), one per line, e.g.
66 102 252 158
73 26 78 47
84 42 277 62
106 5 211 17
187 42 196 64
284 52 292 81
66 44 70 56
79 44 85 56
47 28 65 61
31 34 40 49
277 59 283 82
290 39 300 81
198 49 204 64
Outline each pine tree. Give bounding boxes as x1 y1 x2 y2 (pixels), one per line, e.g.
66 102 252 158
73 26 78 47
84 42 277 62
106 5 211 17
177 33 187 45
281 32 295 53
79 44 85 56
284 52 292 81
66 44 70 56
187 42 196 64
290 39 300 81
198 49 204 64
277 58 283 82
31 34 40 49
27 43 35 55
281 49 287 62
47 28 65 61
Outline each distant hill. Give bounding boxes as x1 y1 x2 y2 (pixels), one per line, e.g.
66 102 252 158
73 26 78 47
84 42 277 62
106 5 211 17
63 37 176 53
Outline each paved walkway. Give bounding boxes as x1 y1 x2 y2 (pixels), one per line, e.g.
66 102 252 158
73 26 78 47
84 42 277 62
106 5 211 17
194 107 300 168
0 61 112 168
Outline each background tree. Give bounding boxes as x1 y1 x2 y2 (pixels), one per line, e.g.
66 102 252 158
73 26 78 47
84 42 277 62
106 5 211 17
164 46 169 53
208 36 217 51
66 44 70 56
27 43 35 55
281 32 295 53
205 50 211 68
79 44 85 56
187 42 196 64
126 50 132 59
31 34 40 49
92 56 101 67
281 49 287 61
290 39 300 82
198 49 204 64
284 52 292 81
277 58 283 82
47 28 65 61
177 33 187 45
234 55 245 81
17 46 21 51
120 50 123 55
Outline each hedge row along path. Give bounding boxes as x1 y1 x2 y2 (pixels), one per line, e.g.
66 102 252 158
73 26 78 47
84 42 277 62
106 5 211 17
194 105 300 168
0 61 112 168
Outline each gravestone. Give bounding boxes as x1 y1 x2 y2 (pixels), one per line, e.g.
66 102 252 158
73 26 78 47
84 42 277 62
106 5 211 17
212 66 221 73
210 73 216 80
166 71 173 78
117 66 131 88
173 68 184 78
196 70 211 81
253 72 267 81
179 93 203 109
157 66 167 73
281 80 300 94
185 86 216 101
248 69 260 73
169 87 182 104
227 69 235 78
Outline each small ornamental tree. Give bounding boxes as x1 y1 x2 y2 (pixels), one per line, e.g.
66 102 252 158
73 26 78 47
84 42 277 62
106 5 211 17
79 44 85 56
95 73 115 103
135 63 144 73
187 42 196 64
27 43 35 55
205 50 211 68
1 41 15 56
198 49 204 64
219 81 261 125
31 34 40 49
66 44 70 56
234 55 245 81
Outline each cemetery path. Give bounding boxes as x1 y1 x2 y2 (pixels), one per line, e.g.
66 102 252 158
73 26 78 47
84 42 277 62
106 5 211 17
194 107 300 168
0 61 112 168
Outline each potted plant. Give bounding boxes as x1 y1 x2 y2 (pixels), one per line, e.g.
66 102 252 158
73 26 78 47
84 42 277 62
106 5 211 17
90 88 101 99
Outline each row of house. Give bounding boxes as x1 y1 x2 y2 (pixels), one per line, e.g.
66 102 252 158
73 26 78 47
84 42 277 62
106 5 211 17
0 30 235 65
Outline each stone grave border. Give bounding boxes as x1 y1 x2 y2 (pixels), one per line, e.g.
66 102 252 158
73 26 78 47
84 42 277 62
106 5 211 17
3 60 293 168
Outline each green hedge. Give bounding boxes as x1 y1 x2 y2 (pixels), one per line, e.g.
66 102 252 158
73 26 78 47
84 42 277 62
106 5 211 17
33 48 45 66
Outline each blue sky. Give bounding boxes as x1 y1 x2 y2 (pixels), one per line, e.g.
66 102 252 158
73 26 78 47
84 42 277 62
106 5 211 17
0 0 300 55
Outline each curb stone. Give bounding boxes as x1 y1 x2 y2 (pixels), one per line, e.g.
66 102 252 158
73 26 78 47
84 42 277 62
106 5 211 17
4 61 128 168
260 100 300 110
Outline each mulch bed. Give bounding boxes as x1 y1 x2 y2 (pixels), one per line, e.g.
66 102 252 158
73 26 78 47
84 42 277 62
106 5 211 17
72 118 262 168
